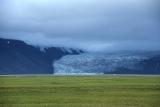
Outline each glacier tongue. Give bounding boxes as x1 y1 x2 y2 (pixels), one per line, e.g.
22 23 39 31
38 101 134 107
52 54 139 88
54 53 149 74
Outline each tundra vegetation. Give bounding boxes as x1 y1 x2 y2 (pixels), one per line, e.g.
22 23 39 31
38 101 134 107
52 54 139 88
0 76 160 107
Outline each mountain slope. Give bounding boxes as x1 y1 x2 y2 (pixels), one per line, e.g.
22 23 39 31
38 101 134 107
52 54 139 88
0 38 81 74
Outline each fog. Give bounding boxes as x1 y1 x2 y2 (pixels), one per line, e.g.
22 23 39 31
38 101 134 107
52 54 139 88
0 0 160 51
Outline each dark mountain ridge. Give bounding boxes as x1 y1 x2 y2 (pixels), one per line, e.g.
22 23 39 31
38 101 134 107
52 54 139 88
0 38 82 74
0 38 160 75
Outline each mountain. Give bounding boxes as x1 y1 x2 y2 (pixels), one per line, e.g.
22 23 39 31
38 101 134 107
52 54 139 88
0 38 82 75
1 38 160 75
54 52 160 75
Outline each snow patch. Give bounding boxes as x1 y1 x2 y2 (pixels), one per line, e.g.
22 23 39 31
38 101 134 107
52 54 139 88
7 41 10 44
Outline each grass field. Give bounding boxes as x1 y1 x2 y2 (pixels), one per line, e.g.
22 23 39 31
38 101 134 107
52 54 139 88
0 75 160 107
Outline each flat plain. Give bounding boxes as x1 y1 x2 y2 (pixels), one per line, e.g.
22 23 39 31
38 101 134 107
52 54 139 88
0 75 160 107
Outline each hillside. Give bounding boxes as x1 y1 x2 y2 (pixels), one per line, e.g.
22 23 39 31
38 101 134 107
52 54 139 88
0 38 81 74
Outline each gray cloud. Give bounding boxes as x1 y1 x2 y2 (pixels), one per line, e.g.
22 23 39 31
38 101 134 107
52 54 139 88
0 0 160 52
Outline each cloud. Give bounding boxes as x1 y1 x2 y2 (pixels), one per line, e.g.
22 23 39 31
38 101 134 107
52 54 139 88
0 0 160 52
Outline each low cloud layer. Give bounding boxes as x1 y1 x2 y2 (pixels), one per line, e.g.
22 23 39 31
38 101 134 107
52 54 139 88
0 0 160 51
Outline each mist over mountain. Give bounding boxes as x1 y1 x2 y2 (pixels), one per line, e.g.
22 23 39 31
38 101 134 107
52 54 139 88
0 0 160 75
0 38 160 75
0 38 82 74
0 0 160 52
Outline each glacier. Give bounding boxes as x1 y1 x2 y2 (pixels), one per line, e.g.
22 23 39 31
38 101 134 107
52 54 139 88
53 52 160 75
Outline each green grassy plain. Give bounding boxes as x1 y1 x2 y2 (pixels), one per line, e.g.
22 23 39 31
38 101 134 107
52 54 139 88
0 75 160 107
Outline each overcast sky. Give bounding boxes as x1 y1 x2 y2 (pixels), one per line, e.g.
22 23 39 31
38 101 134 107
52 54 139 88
0 0 160 52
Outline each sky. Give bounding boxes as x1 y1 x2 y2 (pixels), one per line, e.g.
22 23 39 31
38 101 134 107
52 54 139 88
0 0 160 52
